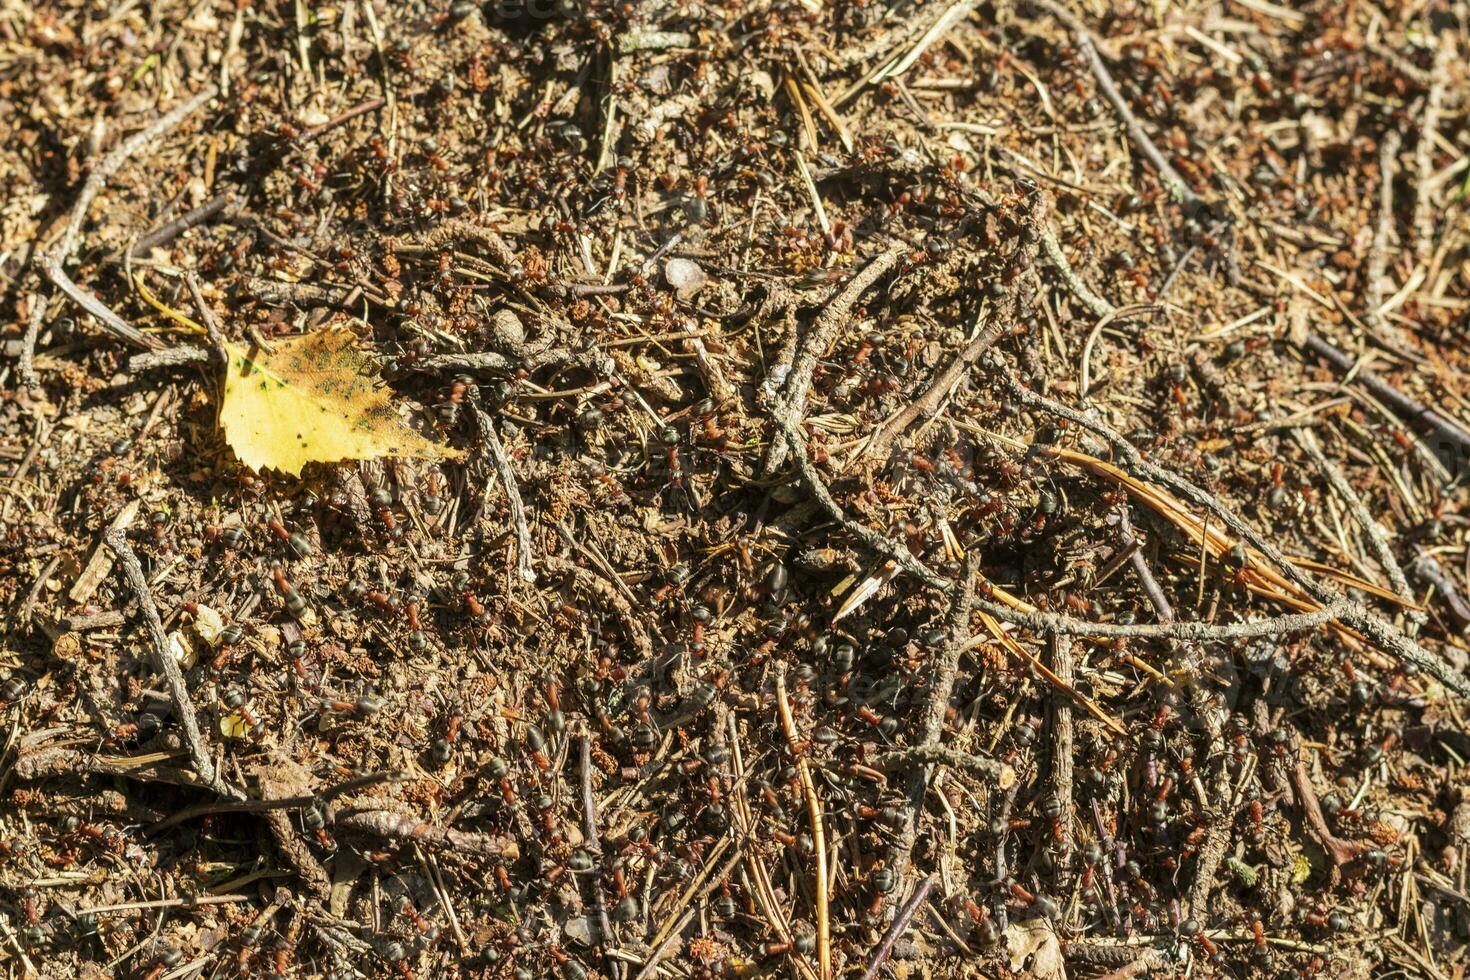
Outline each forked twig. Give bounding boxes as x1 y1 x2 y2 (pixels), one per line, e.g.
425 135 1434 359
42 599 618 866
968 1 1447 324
36 86 218 361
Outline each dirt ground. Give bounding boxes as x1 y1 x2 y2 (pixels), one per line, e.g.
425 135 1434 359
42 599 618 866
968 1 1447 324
3 0 1470 977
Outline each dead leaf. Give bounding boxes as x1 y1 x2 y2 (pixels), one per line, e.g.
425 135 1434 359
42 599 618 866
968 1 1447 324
218 327 461 477
1004 919 1067 980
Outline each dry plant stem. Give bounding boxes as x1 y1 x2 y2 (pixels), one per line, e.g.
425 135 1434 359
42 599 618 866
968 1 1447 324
0 915 37 975
1301 332 1470 469
762 242 908 474
1292 426 1416 616
867 198 1047 460
130 346 212 371
1008 381 1470 697
631 909 695 980
580 734 620 980
992 783 1018 932
1047 632 1074 855
860 876 934 980
776 668 830 980
38 85 217 356
129 192 232 258
1093 949 1167 980
471 403 536 584
886 553 981 920
185 273 230 364
105 526 235 798
1030 0 1202 215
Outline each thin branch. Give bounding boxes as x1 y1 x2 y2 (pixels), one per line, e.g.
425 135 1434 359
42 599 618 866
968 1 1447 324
18 288 46 389
762 242 908 475
1365 127 1403 329
886 553 981 919
873 744 1008 781
148 771 402 833
1118 504 1174 622
471 402 536 584
866 196 1047 461
860 877 934 980
1047 632 1074 857
39 85 217 352
105 526 238 798
1008 380 1470 696
336 809 519 860
580 734 620 980
1029 0 1204 216
1292 426 1417 618
1301 331 1470 473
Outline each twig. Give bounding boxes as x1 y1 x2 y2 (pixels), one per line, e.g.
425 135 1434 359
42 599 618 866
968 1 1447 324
631 909 695 980
1289 759 1362 875
39 85 217 353
775 410 1349 642
336 810 519 860
18 288 46 389
776 668 830 980
1412 554 1470 633
184 273 229 365
471 402 536 584
1040 226 1114 319
1093 948 1167 980
886 554 981 918
1301 332 1470 476
105 526 236 798
992 782 1018 931
860 877 934 980
1413 37 1453 266
129 192 233 258
299 96 386 141
762 243 908 474
580 735 620 980
873 744 1008 781
0 912 36 975
1118 505 1173 622
865 196 1047 461
148 771 402 833
1028 0 1204 216
1047 632 1074 856
1292 426 1417 618
128 346 211 372
1365 128 1402 329
1007 380 1470 696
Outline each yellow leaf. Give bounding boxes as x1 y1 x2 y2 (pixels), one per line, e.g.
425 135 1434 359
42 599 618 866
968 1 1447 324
219 711 251 739
218 328 461 477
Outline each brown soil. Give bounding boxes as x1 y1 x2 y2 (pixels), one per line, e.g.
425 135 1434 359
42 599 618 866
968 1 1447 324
3 2 1470 978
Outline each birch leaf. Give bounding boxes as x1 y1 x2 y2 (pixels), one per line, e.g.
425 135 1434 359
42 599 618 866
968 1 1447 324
218 327 460 477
